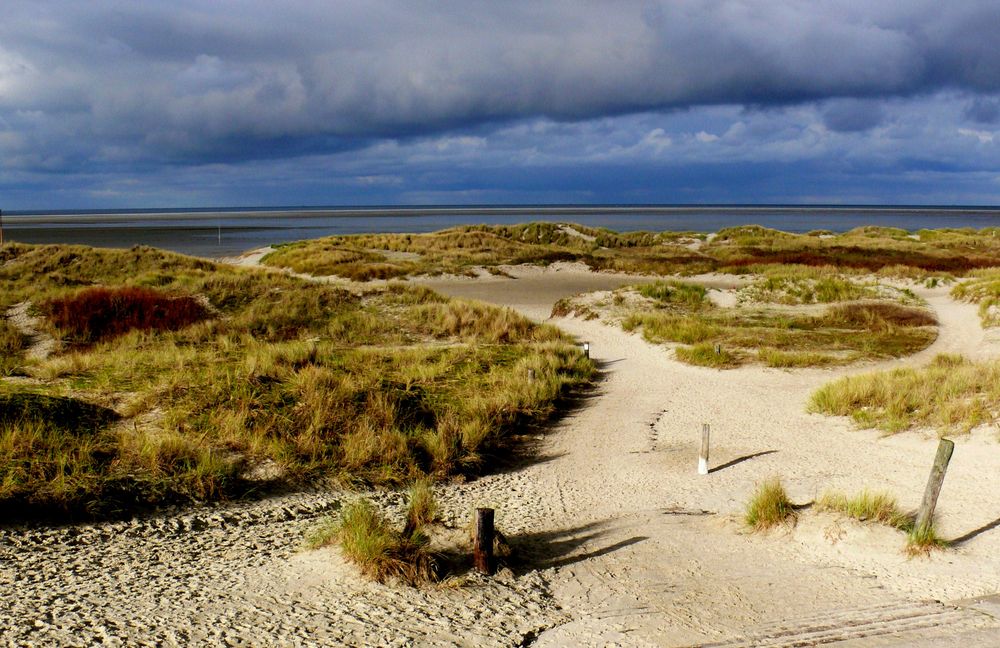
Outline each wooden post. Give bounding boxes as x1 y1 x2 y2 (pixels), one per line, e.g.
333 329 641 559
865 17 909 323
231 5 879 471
699 423 710 475
714 344 721 355
915 438 954 531
582 342 590 359
527 368 535 382
473 508 495 575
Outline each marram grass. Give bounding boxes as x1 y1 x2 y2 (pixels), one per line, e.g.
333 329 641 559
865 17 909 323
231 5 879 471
816 489 911 530
744 478 796 531
0 243 595 518
809 354 1000 434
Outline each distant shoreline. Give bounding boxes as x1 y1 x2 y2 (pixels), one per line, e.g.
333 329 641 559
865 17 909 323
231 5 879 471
7 204 1000 225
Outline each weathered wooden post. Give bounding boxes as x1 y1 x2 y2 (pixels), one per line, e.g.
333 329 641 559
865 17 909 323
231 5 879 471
527 368 535 382
915 438 955 531
474 508 495 575
582 342 590 359
714 344 721 355
699 423 710 475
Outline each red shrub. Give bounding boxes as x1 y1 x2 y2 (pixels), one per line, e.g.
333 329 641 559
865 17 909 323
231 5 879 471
43 286 209 343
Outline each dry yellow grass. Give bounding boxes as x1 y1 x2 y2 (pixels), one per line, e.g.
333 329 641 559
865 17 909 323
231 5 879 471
809 354 1000 434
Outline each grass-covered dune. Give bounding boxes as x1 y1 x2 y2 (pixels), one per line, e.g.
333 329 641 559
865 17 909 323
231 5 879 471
0 243 594 519
262 223 1000 280
810 354 1000 434
556 279 937 369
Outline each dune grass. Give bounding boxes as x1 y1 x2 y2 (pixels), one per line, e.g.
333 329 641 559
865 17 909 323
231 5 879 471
310 499 439 585
614 280 937 368
906 524 948 556
745 478 796 531
404 480 438 535
738 270 919 306
0 244 595 518
0 319 27 376
309 485 442 585
816 489 911 529
809 354 1000 434
261 222 1000 282
952 271 1000 326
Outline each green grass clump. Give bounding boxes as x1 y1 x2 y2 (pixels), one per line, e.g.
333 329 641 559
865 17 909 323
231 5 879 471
817 488 949 555
404 479 438 535
809 354 1000 434
311 498 439 585
906 524 948 556
637 280 708 308
744 478 796 531
675 343 741 368
816 489 911 529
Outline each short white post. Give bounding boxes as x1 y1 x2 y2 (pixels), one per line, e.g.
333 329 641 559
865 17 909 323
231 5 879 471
527 368 535 382
582 342 590 359
699 423 710 475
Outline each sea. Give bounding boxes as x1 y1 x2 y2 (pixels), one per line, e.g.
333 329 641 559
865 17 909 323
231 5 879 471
4 205 1000 259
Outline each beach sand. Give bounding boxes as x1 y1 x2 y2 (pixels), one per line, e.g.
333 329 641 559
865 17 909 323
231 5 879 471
5 258 1000 646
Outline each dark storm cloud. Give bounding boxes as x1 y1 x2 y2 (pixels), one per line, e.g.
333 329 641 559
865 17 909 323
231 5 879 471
964 97 1000 124
821 99 887 133
3 1 1000 166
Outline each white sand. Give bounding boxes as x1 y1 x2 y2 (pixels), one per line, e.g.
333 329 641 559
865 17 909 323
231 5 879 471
422 268 1000 645
6 261 1000 646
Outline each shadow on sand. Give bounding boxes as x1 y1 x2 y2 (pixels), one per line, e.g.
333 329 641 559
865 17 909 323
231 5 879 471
505 519 648 573
709 450 778 474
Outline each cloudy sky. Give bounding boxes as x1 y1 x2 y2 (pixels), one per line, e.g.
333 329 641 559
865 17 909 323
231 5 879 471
2 1 1000 209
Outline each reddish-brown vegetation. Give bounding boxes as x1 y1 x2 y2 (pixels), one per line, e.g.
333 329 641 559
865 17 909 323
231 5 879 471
42 286 209 343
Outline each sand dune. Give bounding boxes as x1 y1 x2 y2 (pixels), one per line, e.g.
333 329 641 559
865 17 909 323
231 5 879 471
6 260 1000 646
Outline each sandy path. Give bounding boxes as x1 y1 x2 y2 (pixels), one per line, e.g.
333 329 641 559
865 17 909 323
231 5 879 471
420 271 1000 645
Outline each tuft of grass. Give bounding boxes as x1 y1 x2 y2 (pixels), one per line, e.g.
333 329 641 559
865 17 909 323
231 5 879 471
636 280 708 308
816 489 911 529
758 348 837 368
320 499 439 585
906 524 949 556
404 479 438 535
675 343 741 368
744 478 796 531
809 353 1000 434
